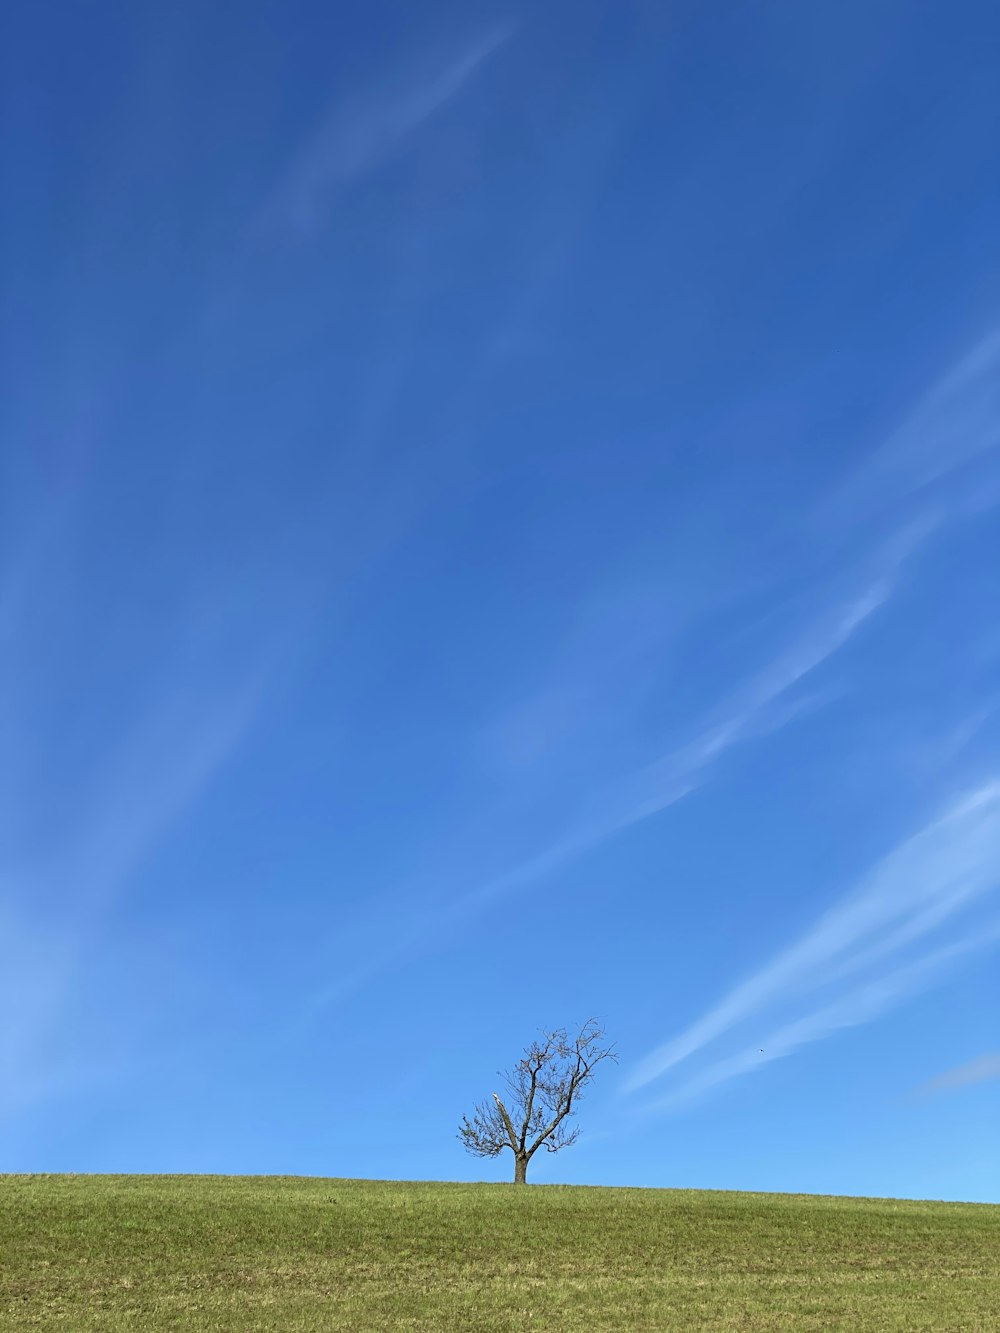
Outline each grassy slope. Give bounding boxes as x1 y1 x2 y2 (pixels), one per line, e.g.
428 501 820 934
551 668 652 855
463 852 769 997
1 1175 998 1331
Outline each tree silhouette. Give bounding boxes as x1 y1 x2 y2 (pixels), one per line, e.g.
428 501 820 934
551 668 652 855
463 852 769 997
458 1019 616 1184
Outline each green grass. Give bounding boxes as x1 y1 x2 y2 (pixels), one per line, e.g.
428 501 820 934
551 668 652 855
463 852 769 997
1 1175 997 1331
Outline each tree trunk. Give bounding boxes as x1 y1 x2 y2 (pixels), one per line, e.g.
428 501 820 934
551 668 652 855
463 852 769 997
513 1153 528 1185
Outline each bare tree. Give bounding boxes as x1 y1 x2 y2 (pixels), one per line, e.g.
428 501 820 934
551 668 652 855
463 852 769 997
458 1019 616 1184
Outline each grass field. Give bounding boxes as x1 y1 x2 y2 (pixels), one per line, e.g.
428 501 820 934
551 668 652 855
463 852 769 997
2 1175 997 1331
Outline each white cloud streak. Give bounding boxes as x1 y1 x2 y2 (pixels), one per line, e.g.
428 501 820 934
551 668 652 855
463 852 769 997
460 447 968 921
462 576 890 914
301 327 999 1029
0 520 295 1121
880 328 1000 490
478 327 1000 1094
70 668 272 912
625 783 1000 1095
916 1052 1000 1097
0 664 274 1123
644 927 1000 1112
300 568 898 1026
829 326 1000 521
258 24 513 235
0 905 76 1118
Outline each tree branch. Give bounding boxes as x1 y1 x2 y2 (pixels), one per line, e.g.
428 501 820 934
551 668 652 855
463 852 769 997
518 1057 542 1154
492 1092 520 1153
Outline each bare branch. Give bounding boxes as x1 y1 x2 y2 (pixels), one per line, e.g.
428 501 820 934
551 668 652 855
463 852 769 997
518 1055 542 1154
491 1092 520 1153
457 1097 508 1159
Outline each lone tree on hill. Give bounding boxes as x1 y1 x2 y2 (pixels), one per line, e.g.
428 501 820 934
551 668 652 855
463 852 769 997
458 1019 616 1184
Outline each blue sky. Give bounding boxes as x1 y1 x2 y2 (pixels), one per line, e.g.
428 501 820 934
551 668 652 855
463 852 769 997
2 0 999 1201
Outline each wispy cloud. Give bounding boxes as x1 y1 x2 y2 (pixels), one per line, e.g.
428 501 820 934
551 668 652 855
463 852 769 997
830 326 1000 521
0 658 275 1122
645 928 1000 1113
257 24 514 236
298 570 893 1027
878 328 1000 491
300 327 1000 1029
625 783 1000 1097
462 322 1000 921
72 670 271 911
0 905 76 1119
463 577 890 913
464 318 1000 913
915 1052 1000 1098
0 495 302 1122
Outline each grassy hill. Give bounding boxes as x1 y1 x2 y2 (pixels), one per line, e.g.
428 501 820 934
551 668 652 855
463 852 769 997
2 1175 997 1331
